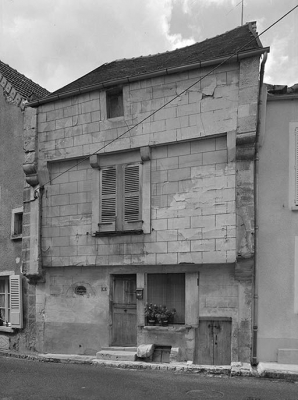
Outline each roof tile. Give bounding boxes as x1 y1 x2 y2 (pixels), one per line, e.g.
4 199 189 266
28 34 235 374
0 60 50 101
52 22 264 97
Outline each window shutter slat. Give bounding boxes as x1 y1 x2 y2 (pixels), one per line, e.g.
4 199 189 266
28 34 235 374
9 275 23 328
124 165 140 223
100 167 117 230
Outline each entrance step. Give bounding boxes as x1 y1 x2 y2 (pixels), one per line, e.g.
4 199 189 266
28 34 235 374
96 347 137 362
100 346 137 352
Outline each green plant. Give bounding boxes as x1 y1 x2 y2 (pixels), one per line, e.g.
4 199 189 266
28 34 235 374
155 305 176 324
144 303 158 321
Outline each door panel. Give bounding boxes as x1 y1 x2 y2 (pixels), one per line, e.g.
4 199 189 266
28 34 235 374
213 320 231 365
196 320 214 365
112 275 137 346
195 319 231 365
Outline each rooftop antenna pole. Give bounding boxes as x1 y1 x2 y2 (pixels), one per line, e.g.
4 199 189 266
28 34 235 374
241 0 244 25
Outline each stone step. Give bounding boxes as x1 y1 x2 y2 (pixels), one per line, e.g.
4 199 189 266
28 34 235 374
100 346 137 352
96 349 137 362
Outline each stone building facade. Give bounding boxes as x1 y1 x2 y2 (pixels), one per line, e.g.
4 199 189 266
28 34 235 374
0 61 49 352
23 23 269 363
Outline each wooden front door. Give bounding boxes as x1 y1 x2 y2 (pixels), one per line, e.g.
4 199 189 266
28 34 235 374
195 319 232 365
112 275 137 346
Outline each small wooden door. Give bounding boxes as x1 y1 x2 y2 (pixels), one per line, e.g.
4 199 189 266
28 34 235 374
112 275 137 346
195 319 231 365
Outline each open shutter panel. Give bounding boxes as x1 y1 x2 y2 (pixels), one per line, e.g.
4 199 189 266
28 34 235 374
295 132 298 206
123 164 142 231
9 275 23 328
99 167 117 232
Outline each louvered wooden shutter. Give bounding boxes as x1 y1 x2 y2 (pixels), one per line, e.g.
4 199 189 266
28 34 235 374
9 275 23 328
295 132 298 206
99 167 117 231
123 164 142 231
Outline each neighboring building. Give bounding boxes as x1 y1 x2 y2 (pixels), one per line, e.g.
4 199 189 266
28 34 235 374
257 83 298 364
24 23 269 364
0 61 49 351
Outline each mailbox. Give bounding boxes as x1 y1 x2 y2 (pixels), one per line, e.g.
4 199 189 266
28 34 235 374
136 288 143 300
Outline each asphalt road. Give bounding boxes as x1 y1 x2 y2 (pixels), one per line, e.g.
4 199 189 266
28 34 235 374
0 356 297 400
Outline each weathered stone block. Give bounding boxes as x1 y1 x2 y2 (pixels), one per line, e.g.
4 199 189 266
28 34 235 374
202 149 228 165
137 344 155 358
168 167 191 182
56 117 73 130
156 253 178 264
170 347 181 362
47 108 63 121
168 240 190 253
168 217 190 230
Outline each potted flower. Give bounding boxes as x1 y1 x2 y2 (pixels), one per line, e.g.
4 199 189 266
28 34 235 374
155 305 176 326
144 303 158 325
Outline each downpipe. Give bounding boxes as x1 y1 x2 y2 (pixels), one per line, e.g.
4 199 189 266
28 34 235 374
251 51 268 366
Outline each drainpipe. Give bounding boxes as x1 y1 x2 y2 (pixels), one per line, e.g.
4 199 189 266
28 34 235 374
251 51 268 366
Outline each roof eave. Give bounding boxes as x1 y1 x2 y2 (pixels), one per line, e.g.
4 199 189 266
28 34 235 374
267 93 298 101
27 46 270 108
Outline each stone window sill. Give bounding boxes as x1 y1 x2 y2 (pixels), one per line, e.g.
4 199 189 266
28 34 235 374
140 325 193 333
0 326 14 333
11 234 22 241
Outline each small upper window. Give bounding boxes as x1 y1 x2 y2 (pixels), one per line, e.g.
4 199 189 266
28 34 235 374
106 88 124 119
11 207 23 239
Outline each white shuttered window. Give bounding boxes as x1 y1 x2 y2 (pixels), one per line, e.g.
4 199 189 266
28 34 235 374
0 275 23 329
289 123 298 210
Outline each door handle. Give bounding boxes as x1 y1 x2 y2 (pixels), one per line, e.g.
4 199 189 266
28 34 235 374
124 309 127 313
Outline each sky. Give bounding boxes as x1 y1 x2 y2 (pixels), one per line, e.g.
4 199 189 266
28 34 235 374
0 0 297 93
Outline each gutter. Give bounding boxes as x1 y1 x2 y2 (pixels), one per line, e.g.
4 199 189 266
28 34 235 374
27 47 270 108
251 51 268 366
267 93 298 101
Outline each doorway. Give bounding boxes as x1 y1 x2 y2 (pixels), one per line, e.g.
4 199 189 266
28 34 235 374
111 274 137 346
195 318 232 365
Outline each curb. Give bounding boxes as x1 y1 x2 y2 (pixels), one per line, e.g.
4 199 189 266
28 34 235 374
1 350 298 381
92 359 231 375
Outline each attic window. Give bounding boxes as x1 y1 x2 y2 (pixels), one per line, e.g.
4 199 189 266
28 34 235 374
106 88 124 119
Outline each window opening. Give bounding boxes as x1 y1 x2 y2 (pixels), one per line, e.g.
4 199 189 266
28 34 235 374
107 88 124 119
75 285 87 296
147 273 185 324
0 278 10 325
11 207 23 239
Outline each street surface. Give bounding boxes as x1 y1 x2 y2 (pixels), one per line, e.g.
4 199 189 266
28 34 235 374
0 356 297 400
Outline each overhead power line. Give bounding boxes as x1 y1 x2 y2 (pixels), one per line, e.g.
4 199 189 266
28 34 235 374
33 4 298 194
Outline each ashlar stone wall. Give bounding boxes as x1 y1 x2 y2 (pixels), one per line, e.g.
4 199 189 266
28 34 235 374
36 64 242 267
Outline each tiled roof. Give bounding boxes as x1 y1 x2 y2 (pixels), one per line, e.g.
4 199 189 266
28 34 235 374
0 60 50 101
267 83 298 95
52 22 264 97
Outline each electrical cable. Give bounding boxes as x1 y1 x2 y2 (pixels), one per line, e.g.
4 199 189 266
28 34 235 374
33 4 298 193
